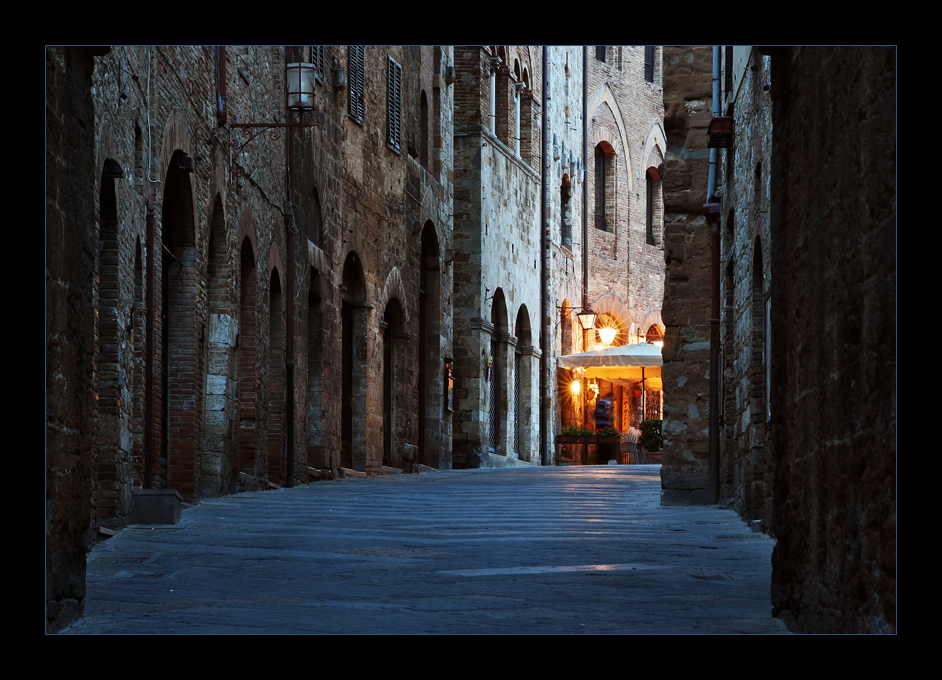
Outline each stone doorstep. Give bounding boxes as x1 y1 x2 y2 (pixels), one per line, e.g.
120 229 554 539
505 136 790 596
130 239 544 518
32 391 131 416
130 488 183 525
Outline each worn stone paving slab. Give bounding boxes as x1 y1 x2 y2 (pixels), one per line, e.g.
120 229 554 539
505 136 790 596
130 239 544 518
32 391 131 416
64 466 789 635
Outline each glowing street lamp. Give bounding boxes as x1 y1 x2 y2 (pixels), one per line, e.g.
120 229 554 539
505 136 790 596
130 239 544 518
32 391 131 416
597 326 617 345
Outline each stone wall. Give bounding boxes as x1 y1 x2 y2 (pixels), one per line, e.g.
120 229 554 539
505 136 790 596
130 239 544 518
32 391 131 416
46 45 456 631
718 48 774 527
452 46 543 468
47 46 101 633
767 46 896 634
659 45 896 633
659 46 713 503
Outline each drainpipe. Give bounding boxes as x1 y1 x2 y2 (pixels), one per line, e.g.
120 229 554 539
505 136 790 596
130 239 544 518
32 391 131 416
706 46 721 504
144 202 156 488
285 48 296 487
582 47 589 314
540 47 549 465
216 46 227 127
286 120 296 488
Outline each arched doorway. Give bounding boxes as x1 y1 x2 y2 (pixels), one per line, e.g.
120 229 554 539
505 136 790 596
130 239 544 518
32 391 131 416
160 150 199 497
418 223 442 467
237 236 259 477
383 298 404 468
341 252 368 471
306 269 325 469
487 289 508 455
268 268 285 484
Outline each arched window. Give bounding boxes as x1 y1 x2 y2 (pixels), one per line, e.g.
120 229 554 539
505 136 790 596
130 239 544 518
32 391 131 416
646 166 662 246
595 143 615 232
561 175 573 249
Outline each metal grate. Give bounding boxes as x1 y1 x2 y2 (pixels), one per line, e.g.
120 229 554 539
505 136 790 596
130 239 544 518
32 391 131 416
512 351 521 456
487 339 498 451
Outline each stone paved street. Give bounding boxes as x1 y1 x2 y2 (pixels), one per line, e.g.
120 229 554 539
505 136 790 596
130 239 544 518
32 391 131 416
66 466 790 634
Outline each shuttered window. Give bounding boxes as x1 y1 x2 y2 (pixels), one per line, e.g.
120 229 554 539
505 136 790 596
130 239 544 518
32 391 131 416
386 55 402 152
311 45 325 83
348 46 364 123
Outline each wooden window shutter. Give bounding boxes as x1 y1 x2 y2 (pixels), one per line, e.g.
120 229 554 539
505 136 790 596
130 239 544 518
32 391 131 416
348 46 365 123
387 56 402 151
311 45 325 82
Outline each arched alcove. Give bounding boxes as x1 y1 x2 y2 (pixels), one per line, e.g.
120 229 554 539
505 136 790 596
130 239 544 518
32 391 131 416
419 222 443 467
487 289 508 454
160 149 199 497
201 195 234 496
268 268 285 484
382 297 404 468
237 235 259 477
341 251 368 471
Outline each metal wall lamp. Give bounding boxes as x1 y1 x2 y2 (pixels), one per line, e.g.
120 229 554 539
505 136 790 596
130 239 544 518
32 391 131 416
229 60 318 153
576 306 598 331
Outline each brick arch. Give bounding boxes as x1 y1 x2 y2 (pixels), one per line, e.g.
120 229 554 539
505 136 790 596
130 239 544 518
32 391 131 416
94 114 123 197
340 241 374 304
588 82 634 190
380 266 410 329
642 122 667 174
157 108 197 247
236 208 259 258
268 240 283 282
637 307 664 337
591 293 635 346
591 126 621 158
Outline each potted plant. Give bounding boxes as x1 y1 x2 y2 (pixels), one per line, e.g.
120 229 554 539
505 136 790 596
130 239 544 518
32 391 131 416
639 418 662 452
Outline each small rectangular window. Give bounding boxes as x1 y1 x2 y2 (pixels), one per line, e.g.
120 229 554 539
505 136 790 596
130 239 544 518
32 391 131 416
644 46 656 82
386 56 402 152
348 46 365 123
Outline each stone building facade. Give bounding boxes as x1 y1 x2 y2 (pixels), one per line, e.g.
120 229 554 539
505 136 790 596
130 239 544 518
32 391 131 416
659 46 896 633
450 46 666 467
718 48 774 526
553 47 667 445
46 45 664 632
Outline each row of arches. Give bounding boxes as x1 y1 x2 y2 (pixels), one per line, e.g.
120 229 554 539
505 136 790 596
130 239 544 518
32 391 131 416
483 290 537 461
94 146 449 527
338 222 444 472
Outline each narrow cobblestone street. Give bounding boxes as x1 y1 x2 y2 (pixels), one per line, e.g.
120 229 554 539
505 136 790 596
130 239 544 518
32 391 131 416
66 466 789 635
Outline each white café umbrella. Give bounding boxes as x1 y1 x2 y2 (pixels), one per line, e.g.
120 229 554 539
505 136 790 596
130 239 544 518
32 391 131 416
558 342 662 391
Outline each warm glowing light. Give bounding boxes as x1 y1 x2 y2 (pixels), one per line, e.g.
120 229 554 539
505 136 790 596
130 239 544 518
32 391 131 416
589 382 600 399
653 339 664 348
598 327 617 345
571 380 581 396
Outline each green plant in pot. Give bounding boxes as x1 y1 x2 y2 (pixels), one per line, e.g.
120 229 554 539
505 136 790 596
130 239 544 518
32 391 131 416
639 418 662 452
